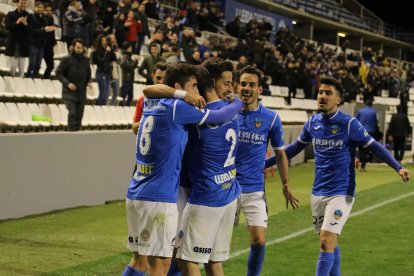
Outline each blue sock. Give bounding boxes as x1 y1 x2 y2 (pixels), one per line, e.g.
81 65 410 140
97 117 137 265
167 260 181 276
247 244 266 276
316 252 334 276
330 246 340 276
122 265 145 276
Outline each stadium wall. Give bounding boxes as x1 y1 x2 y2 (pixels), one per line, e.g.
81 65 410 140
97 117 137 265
0 127 305 220
0 131 136 220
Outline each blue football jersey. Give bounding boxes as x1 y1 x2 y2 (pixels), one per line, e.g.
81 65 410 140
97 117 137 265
126 99 210 203
236 103 285 193
187 100 242 207
298 110 374 196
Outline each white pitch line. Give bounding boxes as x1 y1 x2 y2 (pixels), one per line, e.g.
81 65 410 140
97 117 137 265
228 191 414 259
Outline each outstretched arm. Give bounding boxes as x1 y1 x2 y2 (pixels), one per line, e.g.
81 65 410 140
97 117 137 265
275 149 299 209
265 140 308 168
143 84 206 108
202 99 243 125
367 140 410 182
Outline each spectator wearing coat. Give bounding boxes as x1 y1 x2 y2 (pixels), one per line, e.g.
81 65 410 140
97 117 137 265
55 38 91 131
5 0 33 77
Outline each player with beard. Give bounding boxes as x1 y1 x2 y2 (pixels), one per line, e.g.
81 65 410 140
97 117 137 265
266 76 410 276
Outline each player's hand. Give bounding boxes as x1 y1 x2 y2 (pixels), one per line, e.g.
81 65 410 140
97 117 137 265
184 93 206 109
226 92 235 102
399 168 410 182
282 183 299 209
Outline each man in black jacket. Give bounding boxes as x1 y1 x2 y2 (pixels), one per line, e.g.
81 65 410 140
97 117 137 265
42 3 57 79
388 105 412 162
5 0 33 77
56 38 91 131
27 2 56 78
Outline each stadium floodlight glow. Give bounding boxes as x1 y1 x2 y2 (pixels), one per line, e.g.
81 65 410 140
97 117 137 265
338 32 346 37
292 20 297 24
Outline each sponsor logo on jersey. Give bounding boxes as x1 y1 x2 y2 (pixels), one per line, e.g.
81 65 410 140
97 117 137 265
193 246 212 254
331 124 340 134
254 117 263 128
140 229 151 241
214 169 236 184
334 209 343 220
330 222 338 226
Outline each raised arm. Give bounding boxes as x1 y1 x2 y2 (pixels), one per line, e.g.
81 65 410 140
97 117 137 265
143 84 206 109
202 99 243 125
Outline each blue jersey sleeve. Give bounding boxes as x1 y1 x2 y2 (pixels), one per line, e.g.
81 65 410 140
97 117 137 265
269 113 285 149
298 120 312 144
349 118 374 147
173 100 208 125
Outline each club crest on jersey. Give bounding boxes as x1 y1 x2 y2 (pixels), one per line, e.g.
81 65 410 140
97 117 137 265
334 209 343 220
254 117 263 128
140 229 151 241
330 124 339 134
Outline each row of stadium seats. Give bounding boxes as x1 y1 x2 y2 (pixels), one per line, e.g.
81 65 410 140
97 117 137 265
0 102 135 131
0 76 146 102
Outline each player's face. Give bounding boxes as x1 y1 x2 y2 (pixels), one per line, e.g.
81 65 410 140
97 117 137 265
215 71 233 100
183 76 199 94
152 69 165 84
317 84 341 114
237 73 261 107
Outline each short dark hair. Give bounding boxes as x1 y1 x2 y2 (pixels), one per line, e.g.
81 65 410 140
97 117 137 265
196 66 215 98
154 61 167 72
239 65 263 83
202 57 234 81
122 41 132 50
319 76 343 96
71 38 85 47
163 63 197 88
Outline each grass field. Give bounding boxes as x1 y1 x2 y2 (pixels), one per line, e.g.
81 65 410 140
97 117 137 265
1 162 413 276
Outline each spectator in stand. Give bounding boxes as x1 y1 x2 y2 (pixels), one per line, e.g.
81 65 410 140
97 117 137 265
62 0 85 50
0 12 8 48
114 12 126 47
98 0 118 34
108 34 122 106
131 61 167 134
118 0 132 16
120 41 139 107
225 15 241 38
134 3 150 55
124 9 141 54
27 2 56 79
55 38 91 131
138 42 164 84
187 50 201 65
42 3 56 79
82 0 99 47
149 29 163 48
91 34 117 105
5 0 33 78
388 105 411 162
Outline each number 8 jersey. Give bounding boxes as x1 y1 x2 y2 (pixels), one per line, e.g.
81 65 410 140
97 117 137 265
127 98 210 203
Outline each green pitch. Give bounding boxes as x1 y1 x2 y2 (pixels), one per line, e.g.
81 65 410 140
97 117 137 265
0 163 413 275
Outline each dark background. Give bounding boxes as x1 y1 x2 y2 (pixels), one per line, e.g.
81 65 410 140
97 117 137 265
357 0 413 31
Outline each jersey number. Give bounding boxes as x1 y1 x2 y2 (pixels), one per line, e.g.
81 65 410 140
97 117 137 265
139 116 154 155
224 128 237 167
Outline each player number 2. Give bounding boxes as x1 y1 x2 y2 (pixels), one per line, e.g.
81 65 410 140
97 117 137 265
224 128 237 167
139 116 155 155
